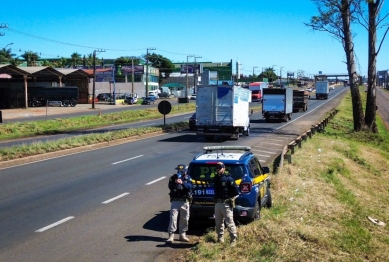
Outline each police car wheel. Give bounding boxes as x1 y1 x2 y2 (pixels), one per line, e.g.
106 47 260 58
252 200 260 221
265 188 272 208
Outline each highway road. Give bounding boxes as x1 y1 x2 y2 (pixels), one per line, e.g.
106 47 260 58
0 87 348 261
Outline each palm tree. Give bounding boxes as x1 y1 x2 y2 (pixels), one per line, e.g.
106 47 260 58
70 52 82 68
20 51 40 66
0 47 16 64
85 53 94 68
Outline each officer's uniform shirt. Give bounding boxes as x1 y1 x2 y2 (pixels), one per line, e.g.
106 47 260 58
168 173 193 199
213 172 239 200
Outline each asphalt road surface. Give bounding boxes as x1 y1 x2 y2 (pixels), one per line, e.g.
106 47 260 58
0 86 373 262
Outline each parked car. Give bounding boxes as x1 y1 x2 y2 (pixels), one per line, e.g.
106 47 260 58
188 146 272 224
189 94 196 100
159 92 171 98
125 96 138 105
189 113 196 131
141 96 157 105
96 93 111 101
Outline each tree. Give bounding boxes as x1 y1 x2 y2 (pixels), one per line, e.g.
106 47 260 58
114 56 142 67
143 53 174 84
259 67 278 82
306 0 365 131
0 47 15 64
356 0 389 133
70 52 82 68
21 51 39 66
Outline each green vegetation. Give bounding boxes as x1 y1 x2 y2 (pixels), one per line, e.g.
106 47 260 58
171 90 389 261
0 103 196 141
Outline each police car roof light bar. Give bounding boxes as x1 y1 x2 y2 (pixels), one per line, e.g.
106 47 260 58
203 146 251 154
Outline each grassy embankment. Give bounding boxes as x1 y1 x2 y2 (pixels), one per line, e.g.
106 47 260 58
176 88 389 262
0 103 262 162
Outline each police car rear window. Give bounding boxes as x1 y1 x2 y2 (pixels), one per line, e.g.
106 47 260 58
189 164 245 181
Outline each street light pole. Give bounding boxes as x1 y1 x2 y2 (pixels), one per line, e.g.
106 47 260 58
3 43 13 49
145 47 156 98
131 56 135 95
252 66 258 83
193 56 201 95
92 49 105 109
280 66 284 87
186 54 194 100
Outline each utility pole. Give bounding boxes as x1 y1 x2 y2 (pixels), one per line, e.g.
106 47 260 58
193 56 201 94
186 54 194 100
279 66 284 88
145 47 156 97
92 49 105 109
131 56 135 95
252 66 258 83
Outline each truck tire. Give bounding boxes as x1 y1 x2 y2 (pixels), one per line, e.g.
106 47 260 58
70 100 77 107
62 100 70 107
243 126 250 136
204 136 213 141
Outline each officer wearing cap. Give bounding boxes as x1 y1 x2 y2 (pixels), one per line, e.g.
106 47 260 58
166 164 193 243
213 161 239 246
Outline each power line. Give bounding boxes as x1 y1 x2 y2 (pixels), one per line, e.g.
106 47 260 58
6 27 145 52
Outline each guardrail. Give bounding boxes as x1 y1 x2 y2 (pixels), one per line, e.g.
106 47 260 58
273 109 339 172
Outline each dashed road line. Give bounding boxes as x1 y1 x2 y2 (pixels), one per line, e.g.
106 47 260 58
112 155 143 165
102 193 130 204
145 176 166 185
35 216 74 233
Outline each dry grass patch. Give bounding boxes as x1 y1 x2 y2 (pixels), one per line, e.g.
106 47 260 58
179 134 389 262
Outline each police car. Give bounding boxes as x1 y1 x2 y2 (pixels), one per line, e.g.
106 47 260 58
188 146 272 224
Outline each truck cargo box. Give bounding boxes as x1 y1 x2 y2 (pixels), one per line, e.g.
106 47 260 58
196 85 251 140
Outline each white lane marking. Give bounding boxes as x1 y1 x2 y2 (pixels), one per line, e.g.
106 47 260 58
141 123 155 126
35 216 74 233
102 193 130 204
146 176 166 185
112 155 143 165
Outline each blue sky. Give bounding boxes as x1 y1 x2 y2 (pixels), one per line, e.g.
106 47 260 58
1 0 389 78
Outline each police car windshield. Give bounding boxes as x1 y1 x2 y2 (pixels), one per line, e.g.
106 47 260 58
189 164 245 181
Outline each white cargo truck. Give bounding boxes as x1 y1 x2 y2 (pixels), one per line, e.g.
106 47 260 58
315 81 329 99
262 88 293 122
196 85 252 141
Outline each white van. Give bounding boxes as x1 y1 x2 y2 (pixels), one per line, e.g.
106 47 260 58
148 90 159 98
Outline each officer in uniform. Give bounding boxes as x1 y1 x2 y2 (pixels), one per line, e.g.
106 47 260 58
166 164 193 243
213 162 239 246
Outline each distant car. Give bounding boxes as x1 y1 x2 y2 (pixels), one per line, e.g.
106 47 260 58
141 96 156 105
189 113 196 130
329 86 335 90
189 94 196 100
148 94 158 100
96 93 111 101
159 92 171 98
125 96 138 105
